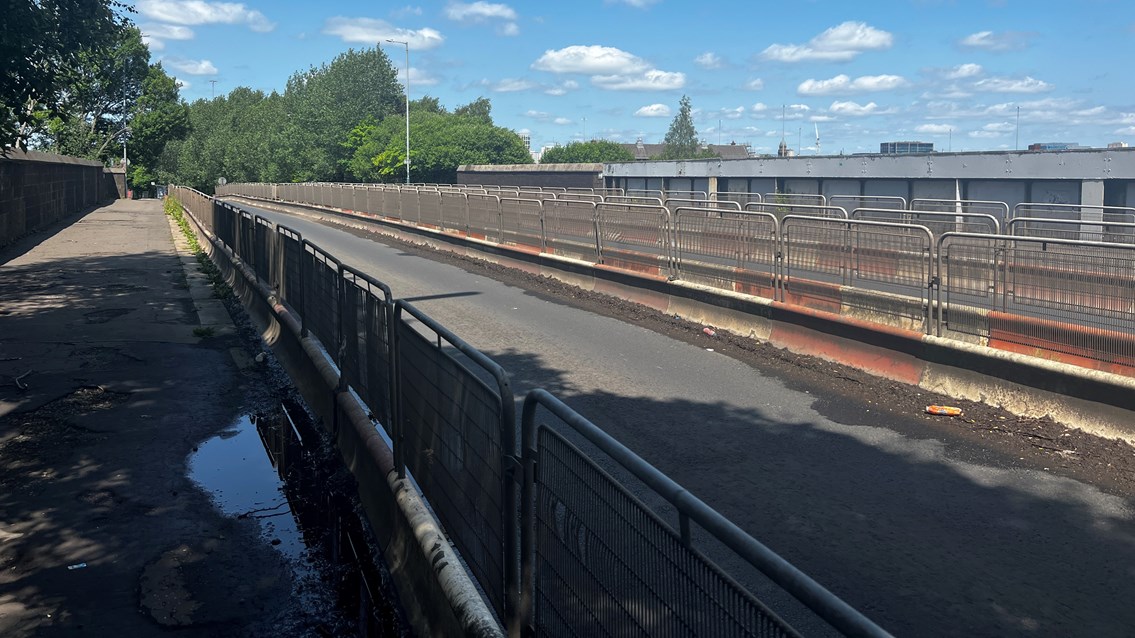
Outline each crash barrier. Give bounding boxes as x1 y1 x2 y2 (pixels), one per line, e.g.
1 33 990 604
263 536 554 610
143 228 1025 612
169 185 891 638
215 182 1135 375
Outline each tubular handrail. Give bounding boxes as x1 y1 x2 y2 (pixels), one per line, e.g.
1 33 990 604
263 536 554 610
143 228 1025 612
519 389 892 638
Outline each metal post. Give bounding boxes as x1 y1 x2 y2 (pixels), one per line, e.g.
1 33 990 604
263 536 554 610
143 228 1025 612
385 39 411 185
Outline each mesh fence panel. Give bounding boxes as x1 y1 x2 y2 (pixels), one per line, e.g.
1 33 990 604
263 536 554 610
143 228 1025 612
341 270 395 433
397 320 508 617
500 198 544 250
674 210 778 298
596 203 671 276
534 427 800 638
544 200 600 262
302 242 341 355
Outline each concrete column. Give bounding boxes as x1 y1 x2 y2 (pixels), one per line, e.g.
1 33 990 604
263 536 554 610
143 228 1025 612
1081 179 1104 241
707 176 718 200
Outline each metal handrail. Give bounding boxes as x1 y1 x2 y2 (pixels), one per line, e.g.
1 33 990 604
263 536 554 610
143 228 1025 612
519 389 892 638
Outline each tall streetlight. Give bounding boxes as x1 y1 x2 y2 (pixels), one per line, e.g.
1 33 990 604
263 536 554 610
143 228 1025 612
385 39 410 185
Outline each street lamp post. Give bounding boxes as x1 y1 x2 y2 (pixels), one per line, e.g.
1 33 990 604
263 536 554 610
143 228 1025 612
385 39 410 185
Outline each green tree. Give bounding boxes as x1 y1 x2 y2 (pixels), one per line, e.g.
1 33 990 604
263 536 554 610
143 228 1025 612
454 97 492 125
1 0 127 150
286 47 403 180
656 95 717 160
43 25 151 162
127 63 190 187
411 95 446 114
540 140 634 163
344 110 532 184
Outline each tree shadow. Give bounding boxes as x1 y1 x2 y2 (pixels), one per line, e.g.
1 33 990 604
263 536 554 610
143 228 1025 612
0 244 334 635
481 345 1135 637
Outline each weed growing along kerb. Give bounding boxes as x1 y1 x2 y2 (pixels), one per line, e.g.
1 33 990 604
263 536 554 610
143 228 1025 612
164 197 233 300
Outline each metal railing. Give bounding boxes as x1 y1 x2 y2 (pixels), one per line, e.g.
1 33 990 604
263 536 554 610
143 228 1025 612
168 184 893 637
213 183 1135 372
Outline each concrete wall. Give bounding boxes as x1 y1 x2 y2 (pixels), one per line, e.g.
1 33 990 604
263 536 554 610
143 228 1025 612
457 163 604 189
602 148 1135 220
1 150 116 249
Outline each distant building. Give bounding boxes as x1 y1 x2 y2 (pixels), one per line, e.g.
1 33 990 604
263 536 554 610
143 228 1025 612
519 133 531 151
1027 142 1082 151
619 139 751 161
1108 142 1129 149
880 141 934 154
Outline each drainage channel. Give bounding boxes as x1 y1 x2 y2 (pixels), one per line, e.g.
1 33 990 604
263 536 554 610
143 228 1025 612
190 401 410 637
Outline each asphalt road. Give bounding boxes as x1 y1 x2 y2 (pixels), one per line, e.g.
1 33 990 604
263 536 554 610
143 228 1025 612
239 202 1135 637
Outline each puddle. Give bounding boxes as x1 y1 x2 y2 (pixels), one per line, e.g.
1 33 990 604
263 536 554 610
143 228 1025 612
190 403 409 636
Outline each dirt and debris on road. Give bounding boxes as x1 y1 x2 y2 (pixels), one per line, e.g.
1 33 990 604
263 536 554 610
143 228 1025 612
309 209 1135 499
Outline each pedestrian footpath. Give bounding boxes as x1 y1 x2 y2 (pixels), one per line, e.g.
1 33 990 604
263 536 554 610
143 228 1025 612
0 199 312 635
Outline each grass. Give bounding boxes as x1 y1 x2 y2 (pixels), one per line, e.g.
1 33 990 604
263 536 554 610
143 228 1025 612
163 197 233 300
192 326 216 338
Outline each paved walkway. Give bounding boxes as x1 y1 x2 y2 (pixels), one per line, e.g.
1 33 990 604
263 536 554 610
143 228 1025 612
0 200 310 635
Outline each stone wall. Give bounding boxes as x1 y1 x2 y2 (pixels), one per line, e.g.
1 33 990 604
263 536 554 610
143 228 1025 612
0 150 117 249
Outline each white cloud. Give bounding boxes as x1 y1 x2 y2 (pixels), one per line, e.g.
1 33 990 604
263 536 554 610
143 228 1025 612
500 22 519 36
392 6 423 18
959 30 1031 51
982 122 1015 132
489 78 535 92
606 0 658 7
165 57 218 75
973 76 1052 93
543 80 578 96
532 45 648 74
591 69 685 91
634 104 671 117
751 102 768 113
761 21 893 62
945 63 983 80
915 123 954 134
797 74 907 96
553 117 572 125
444 2 517 21
140 23 194 50
719 106 745 120
695 52 723 69
829 101 885 117
745 78 764 91
322 17 444 49
968 130 1003 138
525 110 549 119
135 0 274 32
407 67 439 86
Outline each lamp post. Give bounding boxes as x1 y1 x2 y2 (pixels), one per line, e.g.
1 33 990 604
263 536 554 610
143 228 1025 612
385 39 410 185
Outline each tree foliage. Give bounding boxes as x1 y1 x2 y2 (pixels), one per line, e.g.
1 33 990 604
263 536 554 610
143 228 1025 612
656 95 717 160
540 140 634 164
44 25 151 161
285 48 403 180
344 111 531 184
1 0 128 150
453 97 493 125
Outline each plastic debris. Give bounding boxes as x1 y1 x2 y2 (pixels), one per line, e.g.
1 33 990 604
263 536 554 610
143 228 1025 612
702 327 716 337
925 405 962 416
67 562 87 570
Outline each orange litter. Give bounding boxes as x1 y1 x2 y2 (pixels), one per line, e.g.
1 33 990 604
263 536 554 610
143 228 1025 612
925 405 962 416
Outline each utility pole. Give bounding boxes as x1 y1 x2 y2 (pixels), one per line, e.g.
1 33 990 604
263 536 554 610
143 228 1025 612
210 80 217 99
1015 106 1020 150
386 40 411 185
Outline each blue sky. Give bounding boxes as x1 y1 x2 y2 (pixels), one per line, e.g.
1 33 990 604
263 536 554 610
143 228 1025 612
132 0 1135 155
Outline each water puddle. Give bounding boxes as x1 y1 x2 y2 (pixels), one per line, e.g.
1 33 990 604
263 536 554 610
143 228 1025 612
190 402 409 636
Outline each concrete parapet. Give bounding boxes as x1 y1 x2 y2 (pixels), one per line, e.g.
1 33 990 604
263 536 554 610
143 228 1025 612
178 202 505 638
